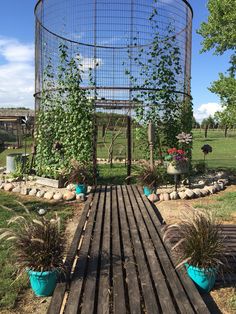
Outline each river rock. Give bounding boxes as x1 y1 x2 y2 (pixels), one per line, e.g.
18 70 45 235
214 183 221 192
185 189 195 199
29 188 38 196
44 191 54 200
87 186 92 193
20 187 30 195
159 193 164 201
66 184 75 191
163 193 170 201
12 186 21 193
4 183 14 191
178 191 188 200
53 192 63 201
208 186 217 194
193 188 202 198
148 193 159 202
63 191 76 201
218 178 229 186
36 190 45 198
170 191 179 200
217 182 224 190
200 189 209 197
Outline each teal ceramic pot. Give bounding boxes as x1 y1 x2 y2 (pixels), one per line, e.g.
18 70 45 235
185 264 217 293
75 184 87 194
28 269 58 297
143 186 153 197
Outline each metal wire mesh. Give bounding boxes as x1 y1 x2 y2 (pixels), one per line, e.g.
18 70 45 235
35 0 193 178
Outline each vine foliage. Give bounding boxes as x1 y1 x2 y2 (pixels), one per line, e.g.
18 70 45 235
35 44 94 178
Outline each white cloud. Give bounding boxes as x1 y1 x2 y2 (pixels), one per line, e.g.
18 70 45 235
0 37 34 108
194 103 223 122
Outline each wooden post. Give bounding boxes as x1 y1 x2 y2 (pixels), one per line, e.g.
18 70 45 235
93 116 98 185
148 122 155 170
127 115 132 184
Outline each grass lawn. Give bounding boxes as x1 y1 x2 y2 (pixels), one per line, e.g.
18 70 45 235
193 191 236 221
0 191 74 310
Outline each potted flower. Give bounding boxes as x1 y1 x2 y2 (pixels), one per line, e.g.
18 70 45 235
136 162 162 196
165 148 189 174
0 214 65 297
163 210 226 293
68 160 93 194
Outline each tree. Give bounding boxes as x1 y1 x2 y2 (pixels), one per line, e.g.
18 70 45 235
201 116 216 138
214 109 236 137
198 0 236 74
198 1 236 135
192 116 200 129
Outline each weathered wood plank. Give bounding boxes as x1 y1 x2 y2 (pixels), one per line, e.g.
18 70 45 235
136 186 210 314
97 186 112 314
131 185 194 314
126 185 178 313
117 185 142 314
81 186 107 314
121 185 160 314
47 190 95 314
111 186 126 314
64 186 103 314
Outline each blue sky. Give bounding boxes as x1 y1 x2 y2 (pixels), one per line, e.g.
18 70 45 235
0 0 230 121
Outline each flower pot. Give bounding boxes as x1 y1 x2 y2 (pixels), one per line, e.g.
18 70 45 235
185 264 217 293
143 186 153 196
28 269 58 297
75 184 87 194
167 162 188 175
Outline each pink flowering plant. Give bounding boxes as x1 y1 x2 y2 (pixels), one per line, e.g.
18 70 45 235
165 132 192 167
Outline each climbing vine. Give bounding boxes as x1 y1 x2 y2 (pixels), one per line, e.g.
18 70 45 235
125 4 192 160
35 43 94 178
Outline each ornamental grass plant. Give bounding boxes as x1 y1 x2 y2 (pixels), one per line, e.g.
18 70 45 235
163 209 227 271
0 213 65 274
136 162 162 189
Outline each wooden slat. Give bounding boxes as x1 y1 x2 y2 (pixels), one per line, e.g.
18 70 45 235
136 186 210 314
130 185 195 314
64 186 103 314
47 190 95 314
126 185 178 313
97 186 112 314
117 185 142 314
111 186 126 314
81 186 107 314
121 185 160 314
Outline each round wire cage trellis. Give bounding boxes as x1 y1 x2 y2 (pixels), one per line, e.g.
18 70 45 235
34 0 193 181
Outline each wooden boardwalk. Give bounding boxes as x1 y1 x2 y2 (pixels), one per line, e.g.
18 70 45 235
48 185 210 314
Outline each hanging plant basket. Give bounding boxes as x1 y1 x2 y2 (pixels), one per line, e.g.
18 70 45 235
167 162 189 175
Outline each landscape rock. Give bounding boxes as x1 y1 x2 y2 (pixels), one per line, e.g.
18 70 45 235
200 189 209 197
170 191 179 200
163 193 170 201
36 190 45 198
12 186 21 193
193 188 202 198
0 183 5 189
38 208 46 215
44 191 54 200
63 191 76 201
4 183 14 191
77 193 86 202
148 193 159 202
20 187 30 195
185 189 195 199
218 178 229 186
29 188 38 196
214 183 221 192
66 184 75 191
178 191 188 200
208 186 217 194
159 194 164 201
217 182 224 190
87 186 92 193
53 192 63 201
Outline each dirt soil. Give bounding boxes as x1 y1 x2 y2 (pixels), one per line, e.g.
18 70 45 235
0 202 84 314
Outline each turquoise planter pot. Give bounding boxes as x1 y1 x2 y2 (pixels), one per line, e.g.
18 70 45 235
185 264 217 293
143 186 153 196
28 270 58 297
75 184 87 194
